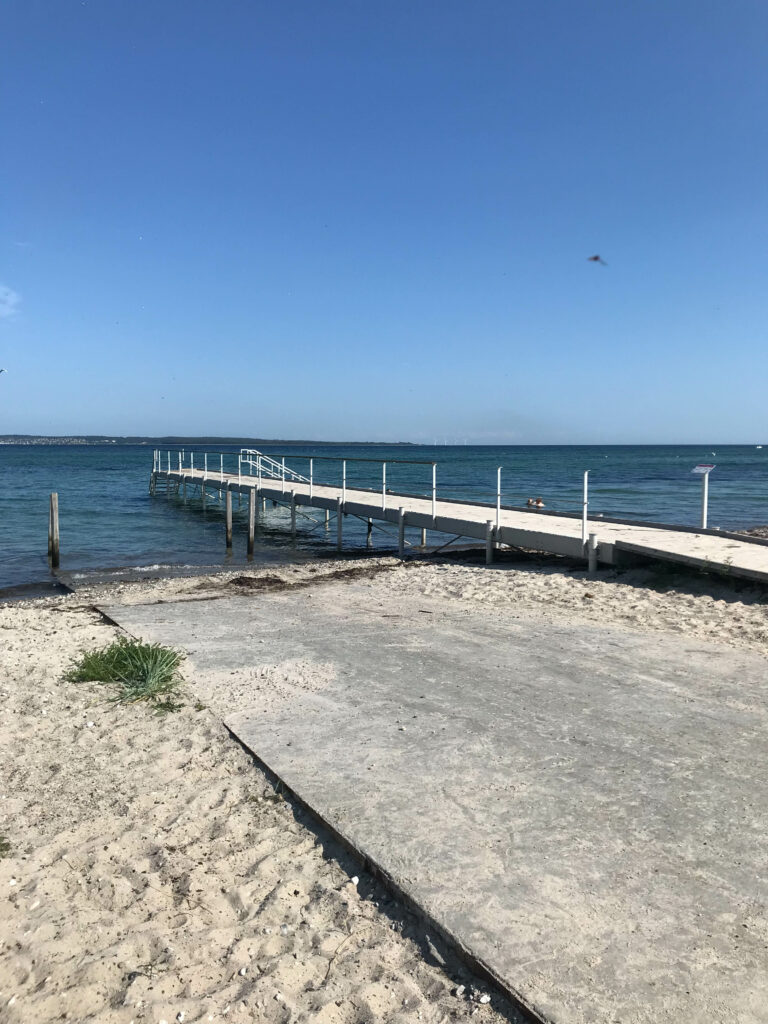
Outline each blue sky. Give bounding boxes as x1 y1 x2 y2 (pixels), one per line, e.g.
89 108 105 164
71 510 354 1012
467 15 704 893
2 1 767 442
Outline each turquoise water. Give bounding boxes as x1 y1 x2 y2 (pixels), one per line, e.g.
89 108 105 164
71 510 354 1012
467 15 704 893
1 443 766 590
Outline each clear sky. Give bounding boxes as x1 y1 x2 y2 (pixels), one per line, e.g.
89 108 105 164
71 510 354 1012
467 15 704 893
2 1 767 442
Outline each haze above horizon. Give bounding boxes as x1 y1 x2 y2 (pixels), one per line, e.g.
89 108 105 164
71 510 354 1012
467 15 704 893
3 1 766 444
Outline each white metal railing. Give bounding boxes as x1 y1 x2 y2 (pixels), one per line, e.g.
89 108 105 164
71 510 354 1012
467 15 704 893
240 448 309 484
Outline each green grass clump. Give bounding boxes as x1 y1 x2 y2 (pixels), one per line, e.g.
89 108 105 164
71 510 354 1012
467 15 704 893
67 637 185 712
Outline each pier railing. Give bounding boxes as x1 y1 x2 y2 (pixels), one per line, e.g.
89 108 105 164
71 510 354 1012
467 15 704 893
151 448 733 539
152 447 581 534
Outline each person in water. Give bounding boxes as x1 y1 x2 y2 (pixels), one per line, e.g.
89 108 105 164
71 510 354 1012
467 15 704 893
526 498 535 508
535 497 545 508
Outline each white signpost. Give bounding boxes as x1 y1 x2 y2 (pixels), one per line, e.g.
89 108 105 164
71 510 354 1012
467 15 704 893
692 464 715 528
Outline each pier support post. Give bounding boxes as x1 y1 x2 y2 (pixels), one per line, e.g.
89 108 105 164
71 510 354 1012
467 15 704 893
48 493 60 569
398 507 406 559
336 498 343 551
247 490 256 557
261 497 266 513
225 489 233 550
324 508 330 528
367 518 373 548
588 532 598 573
420 527 427 548
290 490 297 537
183 477 187 501
485 520 494 565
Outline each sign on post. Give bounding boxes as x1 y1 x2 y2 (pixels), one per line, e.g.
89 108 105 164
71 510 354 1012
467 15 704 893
691 464 715 528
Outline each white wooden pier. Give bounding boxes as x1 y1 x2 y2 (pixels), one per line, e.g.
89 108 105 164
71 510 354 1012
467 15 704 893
150 448 768 584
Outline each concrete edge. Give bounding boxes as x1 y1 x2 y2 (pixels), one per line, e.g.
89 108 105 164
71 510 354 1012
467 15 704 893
222 724 554 1024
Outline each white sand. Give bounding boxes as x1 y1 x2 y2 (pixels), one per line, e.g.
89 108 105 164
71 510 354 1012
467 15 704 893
2 554 767 1024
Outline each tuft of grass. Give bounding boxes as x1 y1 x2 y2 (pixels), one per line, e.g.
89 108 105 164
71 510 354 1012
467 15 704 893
67 637 185 713
0 836 10 858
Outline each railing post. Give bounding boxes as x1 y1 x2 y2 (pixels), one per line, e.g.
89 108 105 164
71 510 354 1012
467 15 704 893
167 451 170 472
701 471 710 529
204 453 208 480
220 454 224 481
432 464 436 519
382 462 387 511
257 456 262 490
398 507 406 559
190 452 194 474
281 457 285 494
309 458 313 500
178 451 182 471
342 460 346 508
582 471 589 546
496 467 502 529
336 497 343 551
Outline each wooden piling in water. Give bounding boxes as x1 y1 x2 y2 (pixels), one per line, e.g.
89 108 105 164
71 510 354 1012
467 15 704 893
225 489 233 550
367 518 373 548
49 493 60 569
248 490 256 556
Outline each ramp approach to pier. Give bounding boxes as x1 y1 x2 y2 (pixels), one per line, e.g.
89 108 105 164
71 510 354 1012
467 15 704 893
149 448 768 583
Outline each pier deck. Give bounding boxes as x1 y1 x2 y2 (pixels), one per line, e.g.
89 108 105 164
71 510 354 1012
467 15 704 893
154 464 768 584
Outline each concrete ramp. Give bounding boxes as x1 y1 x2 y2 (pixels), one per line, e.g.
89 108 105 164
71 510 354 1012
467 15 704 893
103 583 768 1024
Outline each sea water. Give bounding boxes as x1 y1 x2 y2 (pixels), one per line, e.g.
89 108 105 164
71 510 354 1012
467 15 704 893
0 443 766 591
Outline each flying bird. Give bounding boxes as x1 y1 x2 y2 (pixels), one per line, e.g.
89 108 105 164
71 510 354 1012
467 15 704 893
587 255 607 265
0 368 6 374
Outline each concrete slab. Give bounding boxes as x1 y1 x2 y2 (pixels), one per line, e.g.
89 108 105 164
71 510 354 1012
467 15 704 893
104 584 768 1024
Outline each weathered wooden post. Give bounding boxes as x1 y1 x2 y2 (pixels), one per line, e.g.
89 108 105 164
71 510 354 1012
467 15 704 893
367 518 373 548
225 488 233 550
48 493 60 568
398 507 405 559
336 497 343 551
247 489 256 556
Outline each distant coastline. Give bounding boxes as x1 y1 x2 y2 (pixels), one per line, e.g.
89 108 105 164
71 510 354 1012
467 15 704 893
0 435 416 447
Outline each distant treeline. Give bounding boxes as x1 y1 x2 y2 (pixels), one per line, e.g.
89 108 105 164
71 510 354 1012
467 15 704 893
0 435 414 446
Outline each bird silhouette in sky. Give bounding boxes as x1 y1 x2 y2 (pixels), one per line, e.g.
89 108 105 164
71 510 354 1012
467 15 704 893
587 255 607 265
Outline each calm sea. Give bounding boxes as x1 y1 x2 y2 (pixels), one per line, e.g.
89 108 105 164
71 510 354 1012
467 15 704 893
0 443 766 591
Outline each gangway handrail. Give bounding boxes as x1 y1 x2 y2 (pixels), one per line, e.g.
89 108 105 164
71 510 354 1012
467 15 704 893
240 448 308 483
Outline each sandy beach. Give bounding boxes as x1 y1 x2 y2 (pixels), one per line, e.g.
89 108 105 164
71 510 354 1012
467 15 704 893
2 553 768 1023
